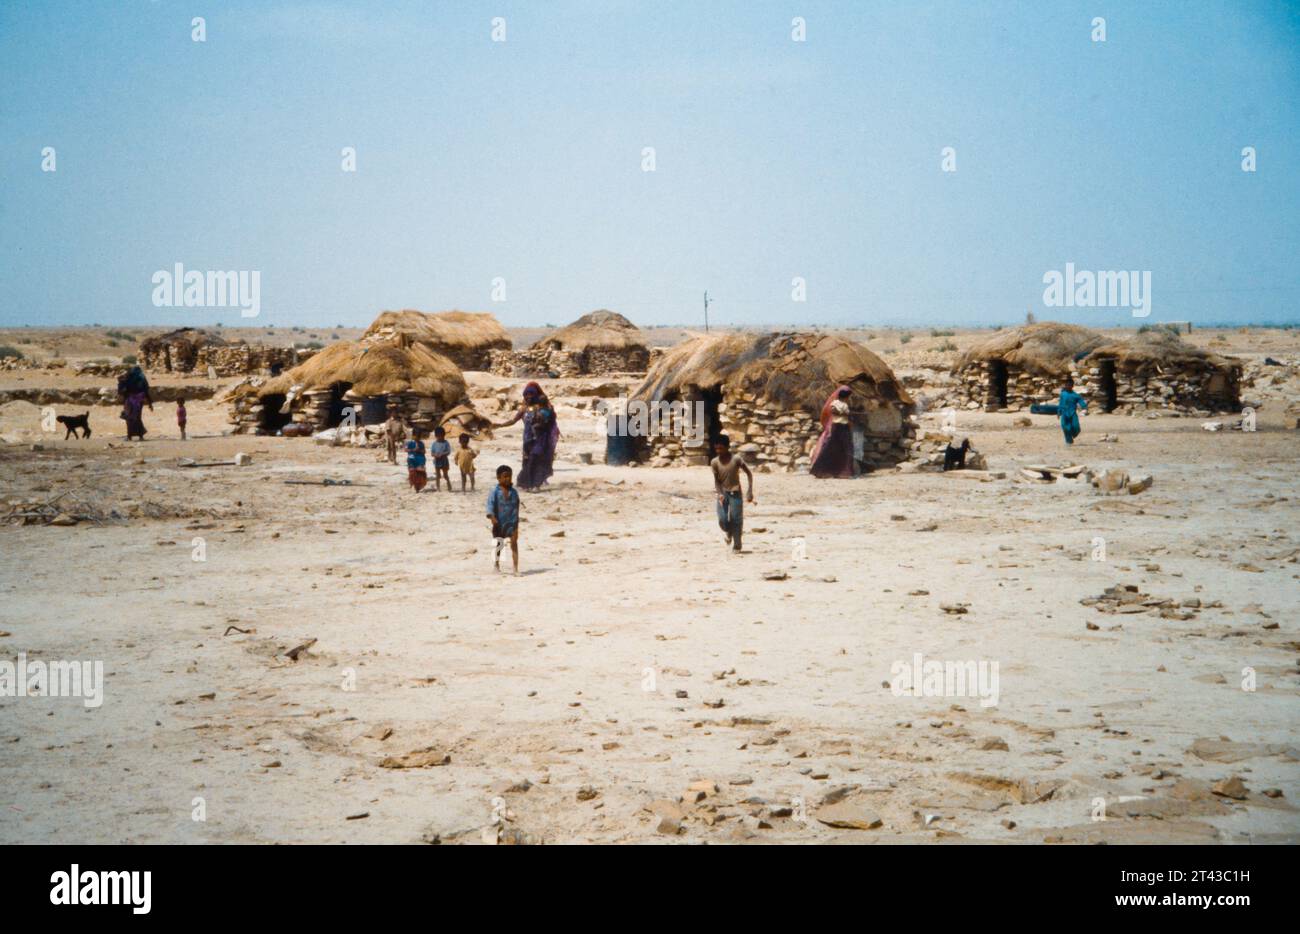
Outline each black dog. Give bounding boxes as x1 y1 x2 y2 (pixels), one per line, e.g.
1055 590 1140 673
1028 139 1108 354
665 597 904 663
942 437 970 471
56 412 91 439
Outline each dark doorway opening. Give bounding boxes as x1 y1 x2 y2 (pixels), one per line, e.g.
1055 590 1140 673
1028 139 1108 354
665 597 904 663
988 361 1008 409
258 394 293 434
701 385 724 447
325 382 353 427
1097 360 1118 412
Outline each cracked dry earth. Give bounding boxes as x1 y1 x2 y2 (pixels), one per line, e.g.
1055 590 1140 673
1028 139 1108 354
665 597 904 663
1 396 1298 844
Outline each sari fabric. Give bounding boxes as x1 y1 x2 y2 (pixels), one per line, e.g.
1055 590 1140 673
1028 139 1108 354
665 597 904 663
809 386 855 478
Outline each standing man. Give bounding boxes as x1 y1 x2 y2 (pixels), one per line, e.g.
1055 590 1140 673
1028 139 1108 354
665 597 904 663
709 434 754 553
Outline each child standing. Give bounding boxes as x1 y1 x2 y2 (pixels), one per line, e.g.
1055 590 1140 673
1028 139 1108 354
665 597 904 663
176 398 187 441
1058 377 1088 445
710 434 754 553
429 426 452 491
486 464 521 574
405 429 428 492
383 408 405 464
455 432 478 491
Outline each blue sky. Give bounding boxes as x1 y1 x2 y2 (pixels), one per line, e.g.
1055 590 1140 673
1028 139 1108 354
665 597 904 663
2 0 1297 328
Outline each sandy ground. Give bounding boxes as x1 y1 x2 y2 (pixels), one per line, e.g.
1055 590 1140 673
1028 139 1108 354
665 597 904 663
1 329 1298 844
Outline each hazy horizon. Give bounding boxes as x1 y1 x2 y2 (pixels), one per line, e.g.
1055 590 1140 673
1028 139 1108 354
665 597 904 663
3 1 1298 329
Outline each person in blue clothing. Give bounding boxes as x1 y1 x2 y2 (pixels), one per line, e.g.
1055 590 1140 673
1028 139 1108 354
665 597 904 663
486 464 521 574
429 425 453 491
1058 377 1088 445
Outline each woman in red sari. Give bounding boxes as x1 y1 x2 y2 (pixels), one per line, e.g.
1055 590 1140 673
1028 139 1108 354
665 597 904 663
809 386 855 478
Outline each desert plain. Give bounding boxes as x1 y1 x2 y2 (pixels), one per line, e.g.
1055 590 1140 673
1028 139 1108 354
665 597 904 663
1 324 1297 844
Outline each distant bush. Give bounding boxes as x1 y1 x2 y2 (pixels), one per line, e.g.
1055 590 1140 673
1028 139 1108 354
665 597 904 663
0 345 24 359
930 328 955 337
105 339 119 347
303 341 325 350
1138 322 1181 336
122 354 138 365
105 329 135 342
933 340 958 352
899 333 913 344
330 333 340 340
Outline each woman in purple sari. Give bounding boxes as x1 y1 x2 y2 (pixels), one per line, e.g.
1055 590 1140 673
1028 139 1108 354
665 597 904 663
117 365 154 441
493 381 560 490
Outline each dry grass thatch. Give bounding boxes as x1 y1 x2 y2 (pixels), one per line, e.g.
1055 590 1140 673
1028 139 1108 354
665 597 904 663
363 310 511 353
258 340 466 405
1085 328 1242 375
954 323 1107 377
533 310 647 352
631 331 912 413
139 327 230 354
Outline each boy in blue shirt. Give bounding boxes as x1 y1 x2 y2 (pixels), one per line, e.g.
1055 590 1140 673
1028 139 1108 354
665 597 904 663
1058 377 1088 445
429 425 453 491
486 464 521 574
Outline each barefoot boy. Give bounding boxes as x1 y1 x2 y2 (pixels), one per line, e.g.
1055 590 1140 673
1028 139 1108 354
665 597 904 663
429 426 452 491
486 464 521 573
455 432 478 491
710 434 754 553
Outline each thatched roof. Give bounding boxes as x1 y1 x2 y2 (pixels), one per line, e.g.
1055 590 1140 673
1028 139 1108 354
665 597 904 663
533 310 647 353
631 331 912 414
258 340 466 405
363 310 511 353
139 327 230 352
954 323 1106 377
1085 329 1242 375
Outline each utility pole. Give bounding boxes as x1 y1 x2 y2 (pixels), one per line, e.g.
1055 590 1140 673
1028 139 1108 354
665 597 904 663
703 290 714 332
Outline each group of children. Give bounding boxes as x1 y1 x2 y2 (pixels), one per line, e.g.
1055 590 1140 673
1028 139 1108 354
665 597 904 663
402 425 480 493
385 410 521 573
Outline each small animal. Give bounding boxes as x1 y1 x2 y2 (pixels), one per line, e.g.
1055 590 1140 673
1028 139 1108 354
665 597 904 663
56 412 91 439
942 437 971 471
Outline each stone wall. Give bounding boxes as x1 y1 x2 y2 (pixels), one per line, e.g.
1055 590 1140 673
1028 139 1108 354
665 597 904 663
952 359 1239 415
230 389 446 436
636 388 913 473
490 346 649 378
142 341 315 377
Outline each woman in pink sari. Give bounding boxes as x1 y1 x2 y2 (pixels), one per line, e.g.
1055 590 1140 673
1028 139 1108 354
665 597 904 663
809 386 855 478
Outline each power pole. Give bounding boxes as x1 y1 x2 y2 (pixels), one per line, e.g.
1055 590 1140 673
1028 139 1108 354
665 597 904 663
703 290 714 332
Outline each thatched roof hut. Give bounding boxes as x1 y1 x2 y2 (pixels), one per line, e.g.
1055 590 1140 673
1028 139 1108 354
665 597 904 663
139 327 230 373
260 340 465 401
1078 328 1242 412
535 310 646 352
952 323 1107 410
635 331 911 411
954 323 1106 378
232 339 468 435
510 310 651 376
363 310 510 370
628 331 913 472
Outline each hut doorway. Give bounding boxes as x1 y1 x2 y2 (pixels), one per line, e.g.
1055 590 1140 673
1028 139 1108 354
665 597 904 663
702 385 724 447
1097 360 1118 412
325 382 353 427
258 394 293 434
988 361 1009 409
